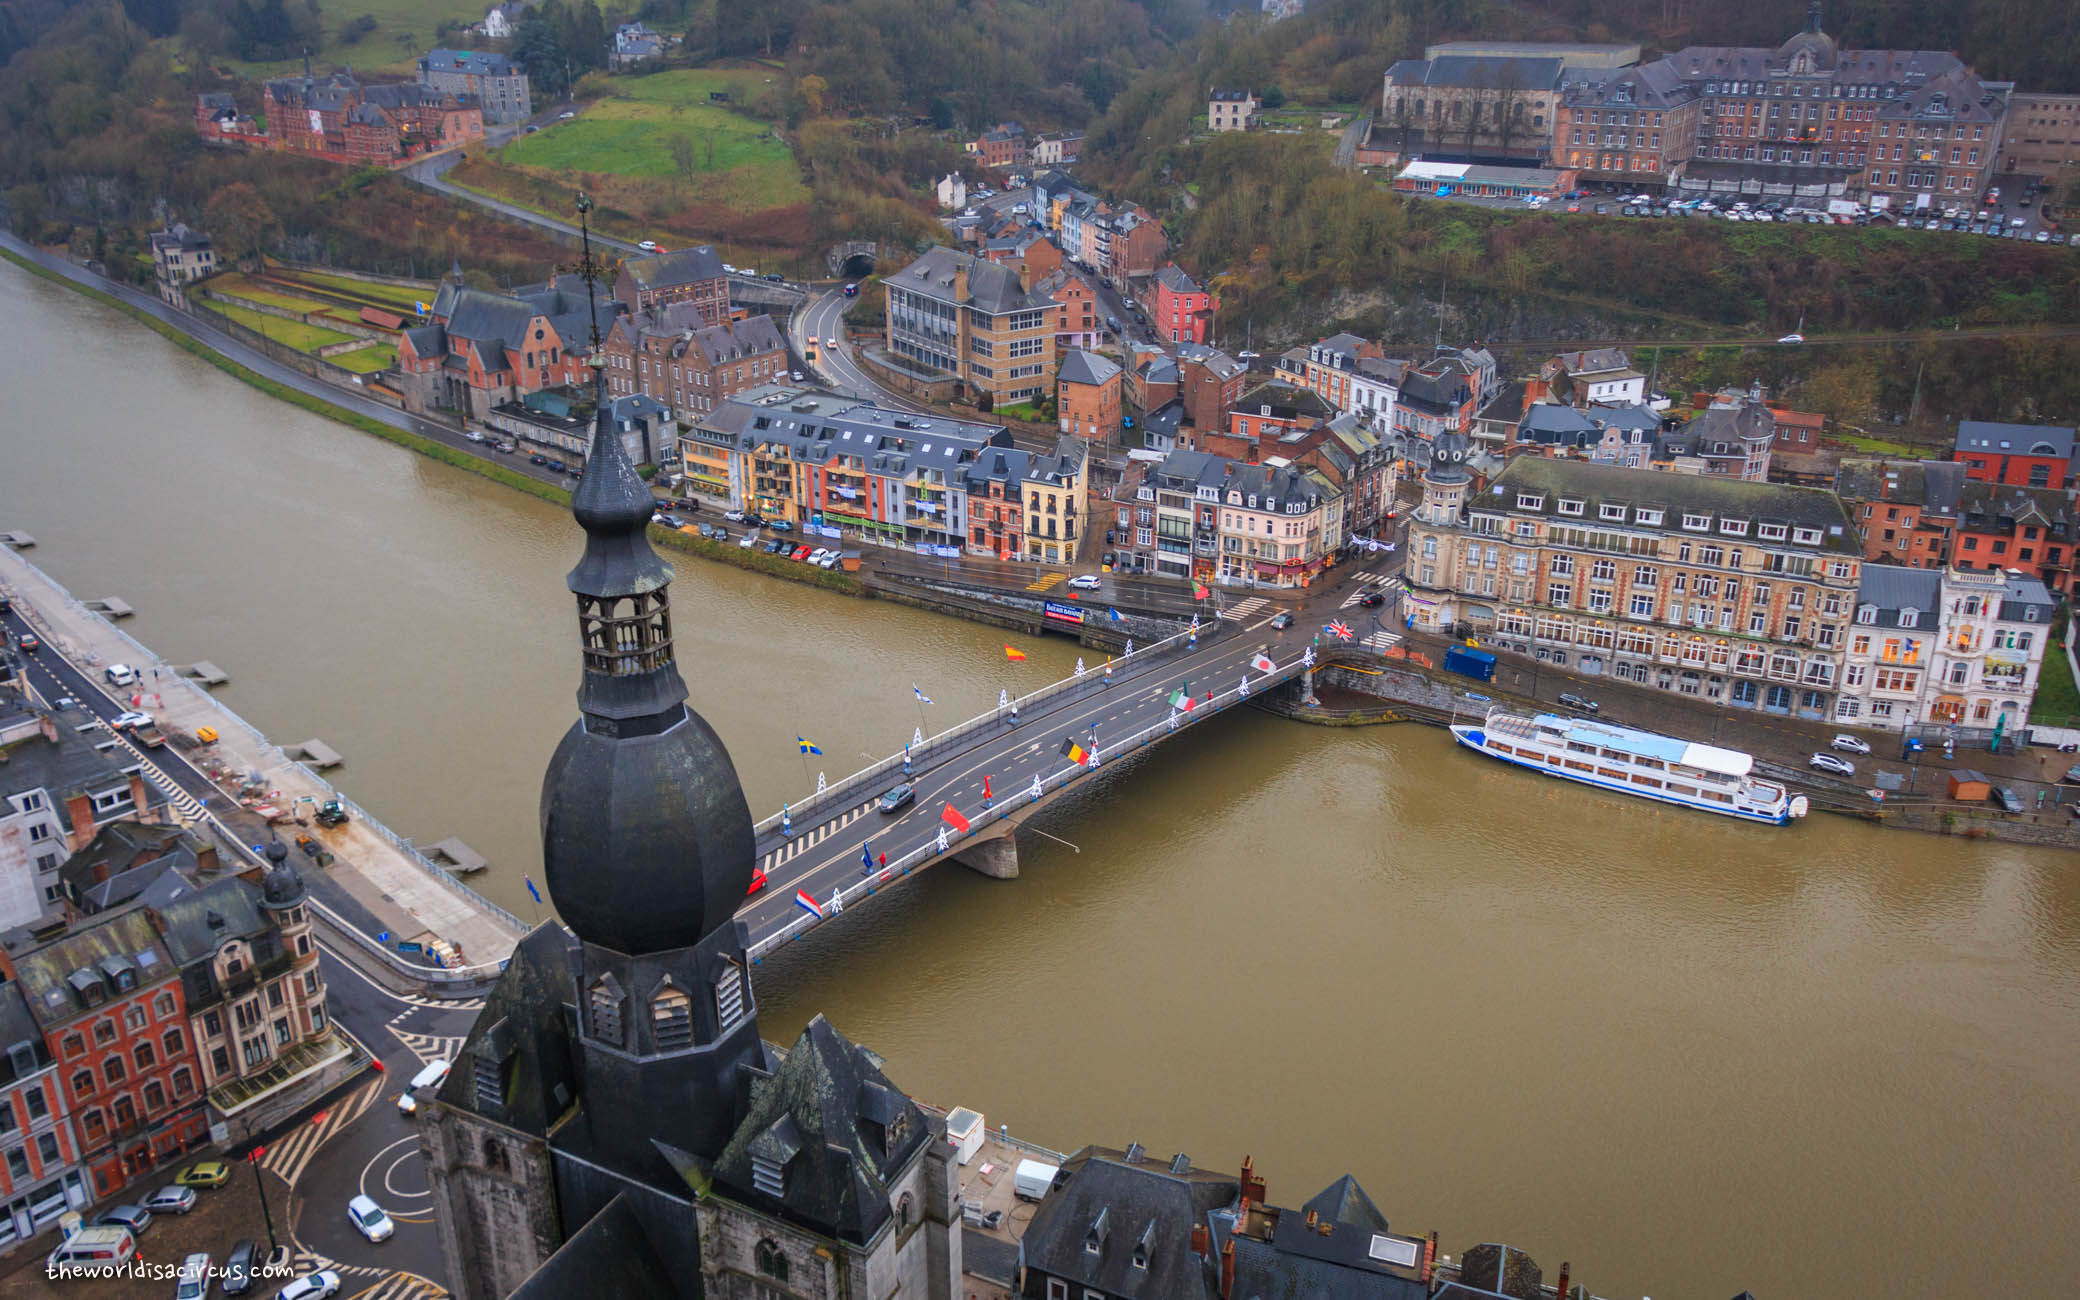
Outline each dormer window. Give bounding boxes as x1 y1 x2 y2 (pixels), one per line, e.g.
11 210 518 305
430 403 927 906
1681 513 1711 531
1133 1220 1156 1270
1599 503 1627 521
751 1154 786 1198
1758 523 1788 541
1792 527 1822 545
1720 518 1749 536
1085 1204 1111 1256
1556 498 1584 517
1636 508 1664 526
589 974 625 1048
1857 605 1878 625
1516 493 1544 511
1899 609 1919 628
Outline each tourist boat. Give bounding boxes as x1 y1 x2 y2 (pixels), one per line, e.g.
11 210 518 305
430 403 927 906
1449 708 1808 825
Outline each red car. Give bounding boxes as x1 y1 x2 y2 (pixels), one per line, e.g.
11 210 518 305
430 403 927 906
746 868 767 896
791 545 813 562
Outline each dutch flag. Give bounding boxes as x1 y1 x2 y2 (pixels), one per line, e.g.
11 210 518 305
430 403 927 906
794 889 825 919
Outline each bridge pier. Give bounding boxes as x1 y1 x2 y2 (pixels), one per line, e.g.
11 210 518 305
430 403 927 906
952 826 1019 879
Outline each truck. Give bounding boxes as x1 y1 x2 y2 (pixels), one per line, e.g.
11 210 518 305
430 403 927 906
315 797 348 827
1442 645 1496 682
131 721 167 748
1013 1159 1059 1202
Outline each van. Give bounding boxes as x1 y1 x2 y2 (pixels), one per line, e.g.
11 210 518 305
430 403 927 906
104 664 136 687
47 1226 137 1274
1013 1158 1059 1201
409 1060 451 1095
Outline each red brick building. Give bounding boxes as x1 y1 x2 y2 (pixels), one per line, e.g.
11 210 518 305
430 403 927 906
613 246 730 323
971 122 1028 170
1151 264 1216 345
1056 350 1123 442
1198 382 1333 461
1953 479 2077 596
1768 405 1826 453
1176 345 1248 435
1835 458 1965 571
260 73 480 164
0 983 86 1243
1952 420 2075 489
397 273 618 421
602 309 788 417
2 910 207 1199
1033 269 1099 351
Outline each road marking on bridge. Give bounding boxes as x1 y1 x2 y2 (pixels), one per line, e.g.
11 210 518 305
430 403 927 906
765 804 872 868
1218 597 1268 621
263 1078 384 1187
1025 572 1068 592
1360 630 1403 652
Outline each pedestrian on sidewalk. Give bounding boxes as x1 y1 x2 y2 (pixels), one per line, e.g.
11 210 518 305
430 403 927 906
878 852 887 869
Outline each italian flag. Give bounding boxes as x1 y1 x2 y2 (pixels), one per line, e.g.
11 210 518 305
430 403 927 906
1167 685 1195 712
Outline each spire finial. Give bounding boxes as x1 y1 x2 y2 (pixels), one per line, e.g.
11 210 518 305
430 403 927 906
574 191 606 375
1808 0 1822 33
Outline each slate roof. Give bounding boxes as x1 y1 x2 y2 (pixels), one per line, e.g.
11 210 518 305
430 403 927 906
964 445 1032 491
154 876 272 971
621 245 726 292
1955 420 2075 460
1557 60 1694 109
0 984 53 1087
709 1014 935 1246
1209 89 1258 103
1155 264 1203 294
1022 1146 1238 1300
1548 348 1630 376
889 246 1046 316
714 386 1010 478
1213 1178 1429 1300
1957 479 2076 540
1059 350 1122 388
3 908 172 1032
150 224 213 255
1854 563 1942 626
59 823 204 916
0 715 146 817
1174 343 1246 381
436 921 581 1137
1387 55 1567 90
686 314 786 366
444 288 538 356
1483 457 1860 552
507 1193 677 1300
1235 382 1332 422
1833 458 1967 516
1668 399 1776 454
420 48 520 77
1998 571 2056 621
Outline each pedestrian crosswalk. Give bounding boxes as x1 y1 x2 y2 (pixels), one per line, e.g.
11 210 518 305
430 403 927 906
261 1079 384 1187
764 803 870 869
392 1030 468 1068
1339 576 1406 609
1359 629 1402 653
1025 572 1067 592
348 1273 448 1300
1217 596 1268 622
392 992 485 1013
1350 570 1398 586
151 773 208 822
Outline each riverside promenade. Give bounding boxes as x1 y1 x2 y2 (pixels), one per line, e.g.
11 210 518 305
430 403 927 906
0 542 525 984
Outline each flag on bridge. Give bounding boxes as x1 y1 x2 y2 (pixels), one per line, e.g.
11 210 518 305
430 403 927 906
1003 644 1027 662
912 685 933 704
1167 685 1196 713
861 841 874 872
1193 581 1211 600
1108 607 1123 622
1061 737 1090 765
797 736 822 754
941 803 972 834
1325 620 1354 642
1251 653 1277 673
794 889 825 919
524 875 542 904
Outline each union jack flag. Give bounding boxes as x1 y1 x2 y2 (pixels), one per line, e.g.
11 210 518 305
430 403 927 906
1326 620 1355 642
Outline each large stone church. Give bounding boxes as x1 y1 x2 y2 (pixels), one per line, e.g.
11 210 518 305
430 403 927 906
415 378 961 1300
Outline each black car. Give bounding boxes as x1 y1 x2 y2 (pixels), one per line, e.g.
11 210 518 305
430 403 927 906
1557 692 1600 714
1357 591 1385 608
1270 612 1294 629
544 459 565 472
764 272 786 282
530 454 548 466
223 1240 258 1295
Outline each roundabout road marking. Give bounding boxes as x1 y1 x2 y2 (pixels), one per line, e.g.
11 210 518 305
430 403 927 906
361 1135 433 1211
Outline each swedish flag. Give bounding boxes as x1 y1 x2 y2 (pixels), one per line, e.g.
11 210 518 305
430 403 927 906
797 737 822 755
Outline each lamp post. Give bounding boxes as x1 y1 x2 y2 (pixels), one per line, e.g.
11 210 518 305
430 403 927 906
249 1148 279 1257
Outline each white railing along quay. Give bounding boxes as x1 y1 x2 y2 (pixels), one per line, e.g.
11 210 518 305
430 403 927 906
744 655 1306 961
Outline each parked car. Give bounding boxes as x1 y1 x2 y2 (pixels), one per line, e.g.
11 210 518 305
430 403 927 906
1808 752 1857 777
222 1241 261 1295
1557 692 1599 714
276 1272 343 1300
818 552 840 568
766 538 790 554
177 1253 211 1300
1778 332 1805 344
96 1205 152 1236
791 545 813 561
724 510 746 523
111 711 154 730
557 110 576 120
1829 734 1872 755
142 1185 197 1215
347 1195 394 1243
1067 574 1101 589
879 784 916 814
769 519 793 533
790 370 805 382
1992 786 2026 814
738 532 759 549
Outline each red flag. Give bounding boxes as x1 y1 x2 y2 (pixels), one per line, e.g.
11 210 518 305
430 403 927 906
1193 582 1210 600
1004 644 1027 661
983 775 993 800
941 803 972 834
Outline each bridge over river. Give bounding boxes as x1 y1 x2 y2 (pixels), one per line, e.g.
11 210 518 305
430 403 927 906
733 608 1316 959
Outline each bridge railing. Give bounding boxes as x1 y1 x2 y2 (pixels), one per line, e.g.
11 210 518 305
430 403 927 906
745 655 1304 960
750 619 1226 839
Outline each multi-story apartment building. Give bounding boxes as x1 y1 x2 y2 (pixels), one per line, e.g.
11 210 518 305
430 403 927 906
1511 402 1662 468
601 308 787 417
1664 13 2011 208
1551 63 1701 186
1140 451 1231 581
884 247 1056 407
971 123 1028 170
1835 458 1966 571
1996 93 2080 176
1032 268 1100 351
1836 563 2054 730
1203 383 1333 462
0 982 86 1252
1151 264 1216 344
0 699 159 933
1208 89 1261 132
397 273 619 421
1213 462 1342 589
1952 479 2077 597
261 72 483 163
1379 55 1567 165
1657 388 1776 480
1951 420 2074 488
1540 349 1647 408
148 225 216 308
964 446 1028 559
613 246 730 322
1299 335 1407 432
2 908 208 1199
1408 449 1860 720
1017 442 1089 566
417 48 531 124
1057 350 1123 442
1176 344 1249 434
693 386 1013 546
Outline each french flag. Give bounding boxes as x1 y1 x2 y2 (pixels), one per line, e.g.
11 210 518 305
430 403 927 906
794 889 825 919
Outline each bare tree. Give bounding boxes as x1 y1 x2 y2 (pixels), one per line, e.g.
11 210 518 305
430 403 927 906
668 134 697 184
1491 65 1529 160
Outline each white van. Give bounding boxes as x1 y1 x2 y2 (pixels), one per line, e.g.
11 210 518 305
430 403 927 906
47 1226 138 1274
410 1060 451 1093
104 664 136 687
1013 1158 1059 1201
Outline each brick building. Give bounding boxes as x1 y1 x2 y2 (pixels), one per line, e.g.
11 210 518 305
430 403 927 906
397 272 620 421
1031 268 1100 351
0 982 86 1251
1175 344 1248 435
601 308 787 417
1951 420 2074 489
1834 458 1966 571
1952 479 2077 596
417 48 532 124
1056 350 1123 442
1551 63 1701 186
261 72 482 163
1380 55 1566 165
971 123 1028 170
613 246 730 323
884 247 1057 407
1151 264 1216 345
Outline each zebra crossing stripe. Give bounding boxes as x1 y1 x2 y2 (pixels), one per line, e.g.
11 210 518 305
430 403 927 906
265 1079 384 1186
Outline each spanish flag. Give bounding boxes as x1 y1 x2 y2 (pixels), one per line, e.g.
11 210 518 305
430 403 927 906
1004 644 1027 661
1060 736 1090 765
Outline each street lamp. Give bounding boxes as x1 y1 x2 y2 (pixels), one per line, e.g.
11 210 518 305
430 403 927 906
248 1147 279 1257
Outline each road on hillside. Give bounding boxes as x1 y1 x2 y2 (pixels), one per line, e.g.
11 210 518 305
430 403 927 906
1477 322 2080 353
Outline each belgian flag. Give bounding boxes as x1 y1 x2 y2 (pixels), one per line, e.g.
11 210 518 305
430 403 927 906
1060 736 1090 765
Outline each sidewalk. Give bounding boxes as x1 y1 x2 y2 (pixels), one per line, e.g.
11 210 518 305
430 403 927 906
0 545 525 972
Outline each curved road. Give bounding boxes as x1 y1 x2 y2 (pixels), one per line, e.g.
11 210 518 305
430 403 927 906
406 151 642 256
792 284 929 412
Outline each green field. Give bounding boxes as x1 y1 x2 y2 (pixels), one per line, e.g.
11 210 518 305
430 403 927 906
206 299 359 351
210 277 337 315
493 69 803 208
329 342 399 372
216 0 485 78
277 269 434 313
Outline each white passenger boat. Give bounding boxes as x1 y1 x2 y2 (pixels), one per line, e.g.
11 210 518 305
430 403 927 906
1449 708 1808 825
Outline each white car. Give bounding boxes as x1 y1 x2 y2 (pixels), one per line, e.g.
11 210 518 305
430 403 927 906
723 510 746 523
1067 575 1101 590
177 1253 211 1300
790 370 804 382
277 1272 342 1300
722 263 739 274
557 110 575 120
1808 752 1857 777
638 240 658 252
824 337 838 350
1830 734 1872 755
397 1090 418 1116
111 711 154 730
347 1195 394 1243
1778 332 1805 344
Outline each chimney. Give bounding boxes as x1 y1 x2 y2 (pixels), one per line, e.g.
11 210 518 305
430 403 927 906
1238 1154 1266 1206
1219 1239 1234 1300
1304 1209 1317 1228
1557 1260 1571 1299
1420 1231 1438 1283
1190 1224 1209 1258
953 263 970 305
